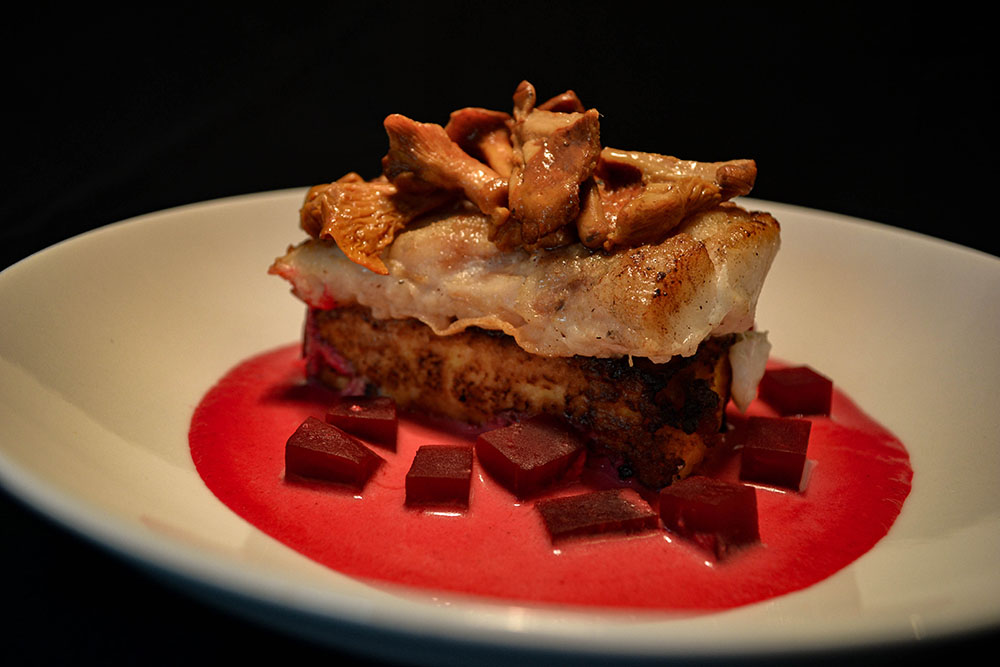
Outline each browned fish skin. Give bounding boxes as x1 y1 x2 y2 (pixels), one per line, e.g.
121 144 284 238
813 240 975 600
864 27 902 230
307 306 733 489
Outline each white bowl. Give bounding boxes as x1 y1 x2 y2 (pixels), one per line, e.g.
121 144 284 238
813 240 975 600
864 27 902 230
2 191 998 664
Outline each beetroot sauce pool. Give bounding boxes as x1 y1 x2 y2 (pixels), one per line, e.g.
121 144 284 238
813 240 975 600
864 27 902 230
189 343 912 611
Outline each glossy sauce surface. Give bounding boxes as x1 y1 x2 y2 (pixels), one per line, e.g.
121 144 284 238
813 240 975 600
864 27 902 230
189 344 912 611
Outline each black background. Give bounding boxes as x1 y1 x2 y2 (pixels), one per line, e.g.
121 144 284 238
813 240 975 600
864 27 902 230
3 4 996 665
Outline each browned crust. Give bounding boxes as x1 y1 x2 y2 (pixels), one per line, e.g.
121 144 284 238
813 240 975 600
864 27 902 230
306 306 733 489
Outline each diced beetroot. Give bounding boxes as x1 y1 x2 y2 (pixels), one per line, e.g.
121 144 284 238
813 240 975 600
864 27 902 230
475 415 586 498
285 416 384 489
758 366 833 416
739 416 811 490
325 395 398 450
659 476 759 559
536 489 659 543
405 445 473 508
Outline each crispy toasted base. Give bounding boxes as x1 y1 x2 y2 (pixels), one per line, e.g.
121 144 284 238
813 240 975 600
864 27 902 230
305 306 733 489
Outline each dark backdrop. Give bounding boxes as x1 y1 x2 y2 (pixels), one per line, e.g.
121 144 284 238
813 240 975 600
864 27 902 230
2 5 996 665
5 5 997 269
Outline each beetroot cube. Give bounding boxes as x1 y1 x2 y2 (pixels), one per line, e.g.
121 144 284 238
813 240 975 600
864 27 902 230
739 416 811 490
325 395 398 450
759 366 833 416
285 417 384 489
475 415 585 498
659 476 759 559
405 445 473 508
536 489 659 543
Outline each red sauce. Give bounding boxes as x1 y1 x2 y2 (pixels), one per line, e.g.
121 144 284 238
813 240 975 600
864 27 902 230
189 344 912 611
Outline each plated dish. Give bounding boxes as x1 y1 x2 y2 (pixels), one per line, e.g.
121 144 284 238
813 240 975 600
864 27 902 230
1 190 998 664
